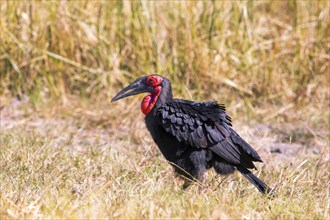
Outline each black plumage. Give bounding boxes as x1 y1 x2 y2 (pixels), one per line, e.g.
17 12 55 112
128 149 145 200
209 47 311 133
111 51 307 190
112 75 273 195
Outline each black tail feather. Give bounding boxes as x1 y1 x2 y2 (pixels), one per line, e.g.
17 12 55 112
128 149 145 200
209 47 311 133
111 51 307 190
236 166 274 196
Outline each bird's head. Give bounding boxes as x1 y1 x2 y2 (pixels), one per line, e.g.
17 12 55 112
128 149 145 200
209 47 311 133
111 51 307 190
111 75 165 115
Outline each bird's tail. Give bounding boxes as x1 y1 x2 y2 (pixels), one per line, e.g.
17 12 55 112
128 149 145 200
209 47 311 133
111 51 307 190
236 165 275 196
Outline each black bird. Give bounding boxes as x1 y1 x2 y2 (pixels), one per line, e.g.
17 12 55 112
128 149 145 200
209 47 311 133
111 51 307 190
112 74 273 195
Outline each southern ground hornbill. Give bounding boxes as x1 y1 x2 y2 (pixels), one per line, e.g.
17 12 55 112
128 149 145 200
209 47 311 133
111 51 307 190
112 74 273 195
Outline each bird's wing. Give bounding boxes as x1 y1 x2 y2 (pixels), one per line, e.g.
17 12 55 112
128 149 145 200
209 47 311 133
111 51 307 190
156 99 262 167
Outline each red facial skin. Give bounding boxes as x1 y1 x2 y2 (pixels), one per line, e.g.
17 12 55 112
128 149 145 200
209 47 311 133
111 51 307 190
141 75 163 115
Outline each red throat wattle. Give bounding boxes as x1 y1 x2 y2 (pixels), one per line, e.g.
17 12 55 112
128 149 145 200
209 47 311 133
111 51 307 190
141 86 162 115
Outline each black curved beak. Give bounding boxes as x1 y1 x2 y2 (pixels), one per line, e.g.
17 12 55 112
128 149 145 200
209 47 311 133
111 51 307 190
111 77 152 102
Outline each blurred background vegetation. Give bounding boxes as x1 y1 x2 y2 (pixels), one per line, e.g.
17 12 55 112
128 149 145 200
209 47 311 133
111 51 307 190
1 1 329 218
1 0 329 124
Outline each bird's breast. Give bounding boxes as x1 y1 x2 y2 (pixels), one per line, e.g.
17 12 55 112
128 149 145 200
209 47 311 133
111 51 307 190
145 113 184 162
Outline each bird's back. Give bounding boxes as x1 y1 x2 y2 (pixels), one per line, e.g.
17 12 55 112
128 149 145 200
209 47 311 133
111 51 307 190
149 99 263 168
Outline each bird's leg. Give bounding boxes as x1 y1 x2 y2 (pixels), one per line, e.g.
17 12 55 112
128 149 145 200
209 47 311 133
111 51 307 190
182 181 192 190
181 173 206 191
180 174 195 190
197 174 207 192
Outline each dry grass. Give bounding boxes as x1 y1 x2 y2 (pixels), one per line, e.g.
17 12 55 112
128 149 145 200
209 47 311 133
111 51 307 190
1 1 329 104
1 100 329 219
1 1 329 125
0 0 329 219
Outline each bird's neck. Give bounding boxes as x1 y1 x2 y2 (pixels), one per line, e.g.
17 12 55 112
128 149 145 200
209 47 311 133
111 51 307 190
141 80 173 115
141 86 162 115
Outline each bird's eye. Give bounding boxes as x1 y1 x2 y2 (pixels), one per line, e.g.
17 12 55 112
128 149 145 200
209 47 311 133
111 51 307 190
147 75 163 86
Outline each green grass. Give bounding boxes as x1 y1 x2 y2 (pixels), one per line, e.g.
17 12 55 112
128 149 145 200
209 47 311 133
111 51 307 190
0 0 329 219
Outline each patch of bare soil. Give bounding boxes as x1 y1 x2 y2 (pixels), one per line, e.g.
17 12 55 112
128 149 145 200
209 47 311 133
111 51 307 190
1 96 328 166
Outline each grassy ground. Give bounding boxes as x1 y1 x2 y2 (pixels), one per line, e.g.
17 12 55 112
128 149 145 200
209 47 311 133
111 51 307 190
1 0 329 219
0 99 329 219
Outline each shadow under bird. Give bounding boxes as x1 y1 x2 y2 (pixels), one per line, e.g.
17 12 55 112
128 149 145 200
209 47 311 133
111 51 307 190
112 74 273 195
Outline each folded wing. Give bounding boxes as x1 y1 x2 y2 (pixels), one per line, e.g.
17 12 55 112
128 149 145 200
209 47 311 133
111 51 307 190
157 99 262 169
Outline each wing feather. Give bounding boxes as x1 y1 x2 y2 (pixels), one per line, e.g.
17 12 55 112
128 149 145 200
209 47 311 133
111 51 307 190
157 99 262 165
